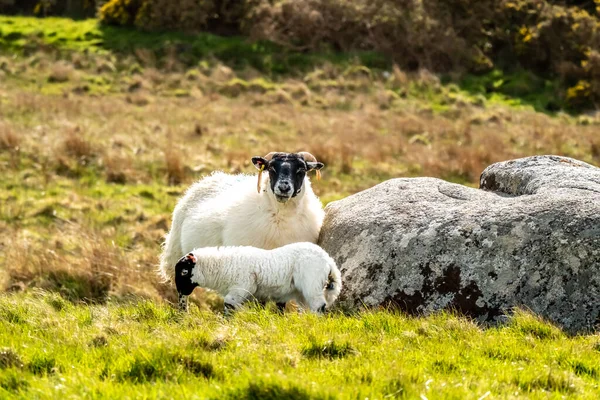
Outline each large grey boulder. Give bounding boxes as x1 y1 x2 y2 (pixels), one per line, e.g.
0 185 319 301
319 155 600 332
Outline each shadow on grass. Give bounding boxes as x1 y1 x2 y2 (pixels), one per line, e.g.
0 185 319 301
222 382 331 400
112 350 217 383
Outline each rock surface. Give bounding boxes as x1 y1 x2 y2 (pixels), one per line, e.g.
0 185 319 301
318 155 600 332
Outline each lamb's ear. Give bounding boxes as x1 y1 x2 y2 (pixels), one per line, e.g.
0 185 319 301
306 162 324 171
252 157 268 170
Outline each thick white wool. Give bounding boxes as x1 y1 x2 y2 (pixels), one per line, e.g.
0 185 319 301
186 242 342 312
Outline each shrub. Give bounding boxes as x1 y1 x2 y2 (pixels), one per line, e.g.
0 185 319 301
100 0 216 31
243 0 600 109
0 0 97 17
134 0 215 32
243 0 495 72
99 0 143 27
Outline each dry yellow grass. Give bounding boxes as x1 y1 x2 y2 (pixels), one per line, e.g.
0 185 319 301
0 124 20 152
1 50 599 307
164 144 186 185
48 61 74 83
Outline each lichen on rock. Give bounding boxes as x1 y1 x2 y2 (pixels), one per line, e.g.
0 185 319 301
319 155 600 333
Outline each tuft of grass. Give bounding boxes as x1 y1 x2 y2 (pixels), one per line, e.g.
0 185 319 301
126 92 151 106
61 128 95 161
116 356 169 383
176 356 215 379
164 147 186 186
124 300 179 323
431 360 459 374
90 335 109 348
302 338 357 359
27 354 57 376
103 153 133 184
0 370 29 393
0 303 27 325
45 293 70 311
569 360 599 379
45 269 111 303
514 371 576 394
0 125 20 152
0 349 23 369
188 335 229 352
48 62 74 83
509 308 564 340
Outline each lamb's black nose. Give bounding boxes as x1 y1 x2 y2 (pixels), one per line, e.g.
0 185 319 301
179 253 196 265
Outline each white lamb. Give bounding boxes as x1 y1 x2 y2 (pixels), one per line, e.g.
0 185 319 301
174 242 342 314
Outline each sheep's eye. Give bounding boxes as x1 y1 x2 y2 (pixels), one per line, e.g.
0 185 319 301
181 269 189 276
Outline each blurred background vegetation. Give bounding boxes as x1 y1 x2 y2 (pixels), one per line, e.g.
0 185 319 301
2 0 600 111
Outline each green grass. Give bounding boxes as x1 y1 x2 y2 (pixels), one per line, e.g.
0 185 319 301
0 16 388 75
1 292 600 399
456 69 565 113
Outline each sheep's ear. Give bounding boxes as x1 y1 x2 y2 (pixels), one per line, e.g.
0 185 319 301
252 156 268 170
252 157 268 193
306 162 324 171
306 162 324 180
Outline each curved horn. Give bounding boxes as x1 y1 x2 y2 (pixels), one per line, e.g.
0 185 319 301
298 151 322 180
263 152 277 161
298 151 317 162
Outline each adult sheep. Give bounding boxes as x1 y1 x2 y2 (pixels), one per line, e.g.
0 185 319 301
159 151 325 285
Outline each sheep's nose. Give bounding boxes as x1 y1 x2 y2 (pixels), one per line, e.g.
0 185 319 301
278 182 292 194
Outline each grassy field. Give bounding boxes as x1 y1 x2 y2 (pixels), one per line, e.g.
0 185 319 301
1 16 600 398
2 292 600 399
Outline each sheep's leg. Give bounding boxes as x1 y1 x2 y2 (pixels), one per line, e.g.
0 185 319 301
289 293 307 314
275 302 287 313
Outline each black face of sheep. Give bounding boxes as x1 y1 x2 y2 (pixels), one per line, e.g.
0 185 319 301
252 152 324 203
175 253 199 311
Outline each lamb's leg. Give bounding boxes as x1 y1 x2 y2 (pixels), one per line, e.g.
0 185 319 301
223 287 252 316
223 301 236 317
307 295 328 315
178 294 189 312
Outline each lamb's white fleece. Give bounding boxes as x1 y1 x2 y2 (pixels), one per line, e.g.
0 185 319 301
186 242 341 312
